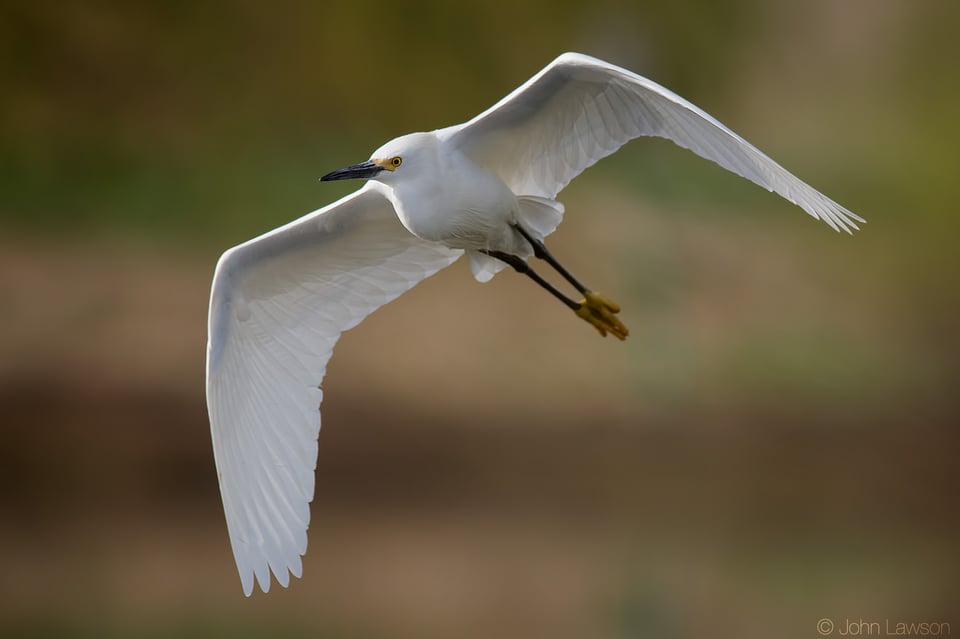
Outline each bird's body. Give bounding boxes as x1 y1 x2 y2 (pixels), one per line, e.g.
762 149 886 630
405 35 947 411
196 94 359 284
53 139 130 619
206 52 863 596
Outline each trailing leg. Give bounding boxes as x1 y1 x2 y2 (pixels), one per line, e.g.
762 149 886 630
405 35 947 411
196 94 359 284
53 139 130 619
483 245 629 340
510 225 629 340
480 250 579 310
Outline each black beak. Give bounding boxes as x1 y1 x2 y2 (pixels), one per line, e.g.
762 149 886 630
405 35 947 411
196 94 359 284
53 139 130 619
320 160 382 181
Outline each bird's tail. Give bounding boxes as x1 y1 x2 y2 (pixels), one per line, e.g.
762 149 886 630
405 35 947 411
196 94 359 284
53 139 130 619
515 195 565 241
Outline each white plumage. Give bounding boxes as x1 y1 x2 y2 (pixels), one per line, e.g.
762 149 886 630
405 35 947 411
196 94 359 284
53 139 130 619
206 52 862 595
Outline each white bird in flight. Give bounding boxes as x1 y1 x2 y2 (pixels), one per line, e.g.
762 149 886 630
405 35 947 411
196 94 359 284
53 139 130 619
206 52 862 595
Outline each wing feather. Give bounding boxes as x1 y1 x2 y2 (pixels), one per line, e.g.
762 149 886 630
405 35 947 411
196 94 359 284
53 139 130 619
447 52 863 232
206 183 461 595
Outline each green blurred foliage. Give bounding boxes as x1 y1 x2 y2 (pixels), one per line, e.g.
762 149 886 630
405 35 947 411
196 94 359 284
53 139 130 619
3 0 956 239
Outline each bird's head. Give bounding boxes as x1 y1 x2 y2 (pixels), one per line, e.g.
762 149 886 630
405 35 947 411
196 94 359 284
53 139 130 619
320 133 435 185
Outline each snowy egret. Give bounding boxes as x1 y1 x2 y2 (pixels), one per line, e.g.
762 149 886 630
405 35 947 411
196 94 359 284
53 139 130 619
206 52 862 595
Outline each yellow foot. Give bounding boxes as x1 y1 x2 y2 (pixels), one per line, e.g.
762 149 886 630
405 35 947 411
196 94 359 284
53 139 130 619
574 291 629 340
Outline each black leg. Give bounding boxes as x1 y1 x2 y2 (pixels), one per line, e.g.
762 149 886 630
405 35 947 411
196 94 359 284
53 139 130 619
481 250 580 311
487 226 629 340
512 224 589 294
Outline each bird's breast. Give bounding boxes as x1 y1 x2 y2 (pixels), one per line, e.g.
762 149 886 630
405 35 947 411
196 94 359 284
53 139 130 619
389 167 518 251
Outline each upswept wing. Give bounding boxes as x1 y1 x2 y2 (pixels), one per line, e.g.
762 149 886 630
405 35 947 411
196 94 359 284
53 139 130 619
447 52 863 232
206 183 461 595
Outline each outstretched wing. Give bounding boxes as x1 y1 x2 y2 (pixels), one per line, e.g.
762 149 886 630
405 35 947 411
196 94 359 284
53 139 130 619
447 52 862 232
206 183 461 595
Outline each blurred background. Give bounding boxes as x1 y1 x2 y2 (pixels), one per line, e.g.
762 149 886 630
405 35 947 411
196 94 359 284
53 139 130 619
1 1 957 638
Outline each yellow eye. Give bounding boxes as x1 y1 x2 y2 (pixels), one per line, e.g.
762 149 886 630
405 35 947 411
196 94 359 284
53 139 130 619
391 156 402 168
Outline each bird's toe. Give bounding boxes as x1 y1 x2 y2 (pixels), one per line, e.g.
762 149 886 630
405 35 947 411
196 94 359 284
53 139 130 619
574 292 629 340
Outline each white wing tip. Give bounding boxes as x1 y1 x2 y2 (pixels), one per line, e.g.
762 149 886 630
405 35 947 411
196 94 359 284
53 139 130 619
814 203 865 235
785 184 864 235
241 556 305 597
